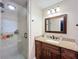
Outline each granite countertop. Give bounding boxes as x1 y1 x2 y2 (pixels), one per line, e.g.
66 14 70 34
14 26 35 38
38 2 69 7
35 36 78 52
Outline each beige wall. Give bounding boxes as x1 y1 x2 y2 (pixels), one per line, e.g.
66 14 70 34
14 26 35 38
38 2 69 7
43 0 78 43
0 8 1 34
29 0 78 59
29 0 43 59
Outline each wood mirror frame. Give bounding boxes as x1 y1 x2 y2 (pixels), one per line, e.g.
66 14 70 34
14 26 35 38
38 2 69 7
45 14 67 34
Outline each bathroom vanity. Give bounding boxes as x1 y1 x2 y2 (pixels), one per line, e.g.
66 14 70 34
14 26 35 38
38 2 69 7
35 37 78 59
35 14 78 59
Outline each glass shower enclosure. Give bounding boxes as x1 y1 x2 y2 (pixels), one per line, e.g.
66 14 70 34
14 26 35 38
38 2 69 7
0 0 28 59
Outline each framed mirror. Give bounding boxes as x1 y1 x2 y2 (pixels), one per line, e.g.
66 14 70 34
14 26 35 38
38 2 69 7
45 14 67 33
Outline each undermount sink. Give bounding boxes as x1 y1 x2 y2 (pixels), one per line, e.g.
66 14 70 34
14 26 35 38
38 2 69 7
45 39 60 44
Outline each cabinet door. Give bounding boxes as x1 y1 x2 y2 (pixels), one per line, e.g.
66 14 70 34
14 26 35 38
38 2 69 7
35 40 42 59
41 45 51 59
50 45 60 59
61 48 78 59
51 51 60 59
42 43 60 59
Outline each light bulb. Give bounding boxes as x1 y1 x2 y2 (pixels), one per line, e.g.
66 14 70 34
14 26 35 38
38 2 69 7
8 5 16 10
47 9 51 15
56 7 60 12
51 9 55 14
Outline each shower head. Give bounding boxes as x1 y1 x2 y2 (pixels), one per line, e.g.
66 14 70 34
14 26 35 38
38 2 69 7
0 2 4 8
0 2 5 13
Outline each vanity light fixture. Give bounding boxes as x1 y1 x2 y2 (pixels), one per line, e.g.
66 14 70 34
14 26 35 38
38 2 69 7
56 7 60 12
47 9 55 15
47 6 60 15
8 4 16 10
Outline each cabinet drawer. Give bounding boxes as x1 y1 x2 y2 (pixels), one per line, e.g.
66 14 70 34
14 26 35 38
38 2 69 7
42 42 60 50
35 40 42 45
42 42 60 54
61 48 76 54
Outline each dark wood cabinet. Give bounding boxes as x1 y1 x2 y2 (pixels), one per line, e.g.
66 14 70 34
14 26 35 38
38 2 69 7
35 40 78 59
41 46 51 59
41 43 60 59
61 48 78 59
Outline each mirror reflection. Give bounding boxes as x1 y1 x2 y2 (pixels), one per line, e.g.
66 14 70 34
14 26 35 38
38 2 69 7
45 14 67 33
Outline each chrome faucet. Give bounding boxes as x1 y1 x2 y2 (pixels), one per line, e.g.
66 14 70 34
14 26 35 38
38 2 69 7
52 35 55 39
50 35 55 39
50 35 60 40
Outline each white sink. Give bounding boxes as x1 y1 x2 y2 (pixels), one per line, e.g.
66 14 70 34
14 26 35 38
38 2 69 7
45 39 60 44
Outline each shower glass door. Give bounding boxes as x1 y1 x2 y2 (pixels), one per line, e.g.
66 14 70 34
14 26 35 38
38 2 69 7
0 1 28 59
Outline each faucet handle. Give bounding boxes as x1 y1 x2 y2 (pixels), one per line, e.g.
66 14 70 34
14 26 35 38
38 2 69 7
50 36 52 39
52 35 55 39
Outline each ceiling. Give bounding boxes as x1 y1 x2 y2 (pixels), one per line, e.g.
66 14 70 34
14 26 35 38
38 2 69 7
12 0 27 7
35 0 63 9
2 0 63 9
2 0 27 7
